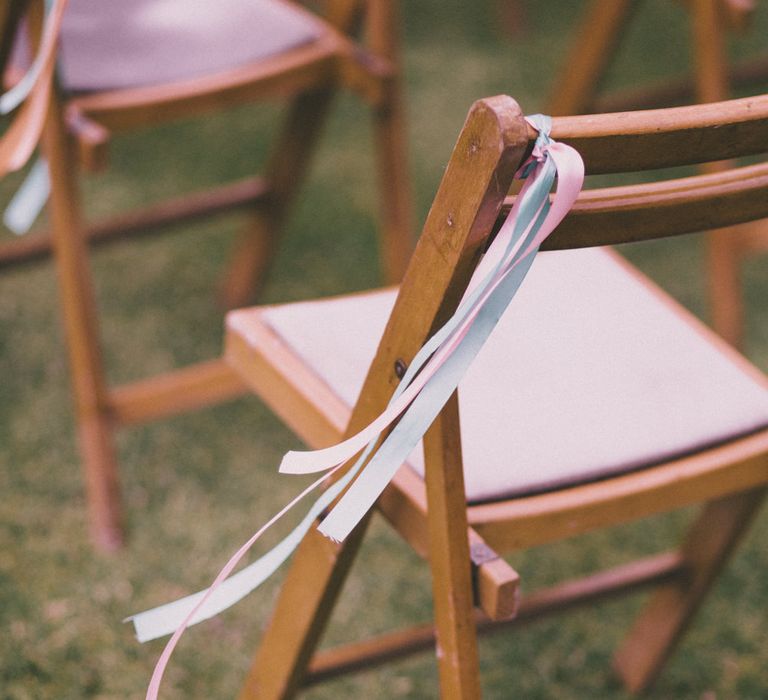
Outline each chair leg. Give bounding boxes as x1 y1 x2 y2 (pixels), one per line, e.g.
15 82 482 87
706 228 744 348
76 410 123 550
219 89 335 309
546 0 638 116
367 0 413 286
494 0 528 38
219 205 280 310
613 487 767 693
690 0 747 349
423 393 482 699
239 514 373 699
371 88 412 285
42 95 123 550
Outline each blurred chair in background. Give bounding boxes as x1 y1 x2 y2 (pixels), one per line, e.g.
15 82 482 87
548 0 768 350
226 95 768 697
1 0 412 549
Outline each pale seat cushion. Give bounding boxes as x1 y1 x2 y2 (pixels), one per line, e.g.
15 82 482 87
252 248 768 503
55 0 325 91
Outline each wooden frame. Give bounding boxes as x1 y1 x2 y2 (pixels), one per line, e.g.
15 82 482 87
2 0 412 549
547 0 768 349
225 93 768 697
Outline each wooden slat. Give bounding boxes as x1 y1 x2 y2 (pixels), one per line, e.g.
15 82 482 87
380 431 768 560
110 358 247 426
422 392 482 698
543 94 768 174
324 0 366 33
303 551 685 685
0 177 269 268
43 86 124 549
219 87 336 308
525 161 768 249
65 107 111 171
469 530 520 621
614 487 767 692
337 48 393 106
364 0 413 283
515 551 686 619
470 430 768 552
356 95 529 400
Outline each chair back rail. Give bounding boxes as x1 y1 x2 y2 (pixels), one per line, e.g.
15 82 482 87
485 97 768 249
546 95 768 173
0 1 28 78
369 92 768 396
539 161 768 248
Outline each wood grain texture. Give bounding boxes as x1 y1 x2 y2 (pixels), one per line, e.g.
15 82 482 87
0 0 413 548
227 93 768 695
546 94 768 173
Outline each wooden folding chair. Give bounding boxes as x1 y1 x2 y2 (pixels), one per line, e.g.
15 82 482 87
225 94 768 697
547 0 768 349
1 0 411 549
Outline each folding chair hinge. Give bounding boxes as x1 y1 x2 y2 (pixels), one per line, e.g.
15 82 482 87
65 106 111 172
469 540 499 567
337 47 394 107
469 533 520 621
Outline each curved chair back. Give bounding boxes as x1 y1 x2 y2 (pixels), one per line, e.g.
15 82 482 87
227 94 768 697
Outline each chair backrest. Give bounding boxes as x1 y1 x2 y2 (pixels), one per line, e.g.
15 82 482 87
341 94 768 435
324 0 398 60
0 1 29 78
542 96 768 248
0 0 64 178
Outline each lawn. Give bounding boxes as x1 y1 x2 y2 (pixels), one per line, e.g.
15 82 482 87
1 1 767 698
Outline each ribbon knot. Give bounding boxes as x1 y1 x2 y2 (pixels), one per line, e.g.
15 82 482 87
518 114 551 178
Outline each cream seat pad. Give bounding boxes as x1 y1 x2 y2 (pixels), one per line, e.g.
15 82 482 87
54 0 324 91
252 248 768 503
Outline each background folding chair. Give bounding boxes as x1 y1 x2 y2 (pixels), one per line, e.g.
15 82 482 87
547 0 768 350
225 94 768 697
2 0 411 549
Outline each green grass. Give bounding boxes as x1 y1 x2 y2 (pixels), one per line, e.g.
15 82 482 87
1 1 768 697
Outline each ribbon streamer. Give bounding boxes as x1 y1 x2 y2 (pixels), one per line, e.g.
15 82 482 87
0 0 66 231
132 115 585 700
3 156 50 233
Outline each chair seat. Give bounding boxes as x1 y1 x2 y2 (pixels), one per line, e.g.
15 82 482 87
229 248 768 503
54 0 325 92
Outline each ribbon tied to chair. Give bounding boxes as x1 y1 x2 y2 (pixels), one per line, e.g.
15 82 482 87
0 0 67 232
130 114 585 699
